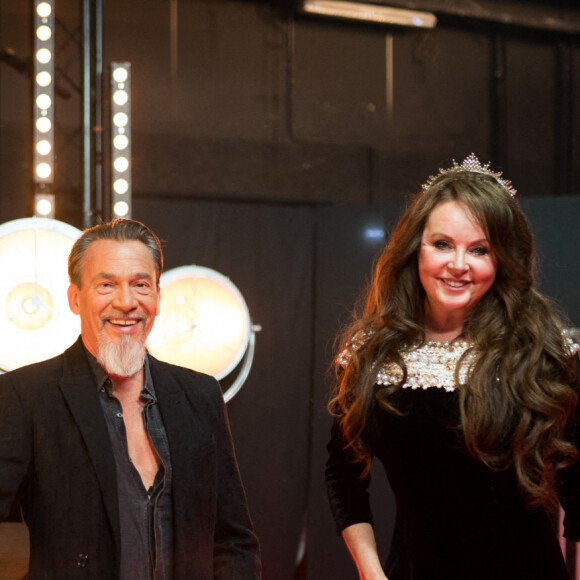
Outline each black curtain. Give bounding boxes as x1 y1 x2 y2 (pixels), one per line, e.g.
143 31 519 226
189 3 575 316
135 195 580 579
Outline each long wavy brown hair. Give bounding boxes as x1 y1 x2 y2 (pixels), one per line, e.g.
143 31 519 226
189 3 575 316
329 169 578 507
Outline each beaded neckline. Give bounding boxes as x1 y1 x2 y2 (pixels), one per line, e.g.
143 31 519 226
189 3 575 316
339 329 578 393
377 340 476 392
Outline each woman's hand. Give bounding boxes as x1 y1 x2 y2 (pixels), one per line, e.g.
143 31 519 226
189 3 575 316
341 522 389 580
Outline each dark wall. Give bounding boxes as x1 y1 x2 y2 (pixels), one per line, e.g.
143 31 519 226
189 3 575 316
1 1 580 578
134 193 580 579
2 0 580 227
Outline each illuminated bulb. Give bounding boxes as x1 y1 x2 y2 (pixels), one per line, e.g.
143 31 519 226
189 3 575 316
36 199 53 216
36 71 52 87
36 162 52 179
113 135 129 150
36 25 52 41
113 156 129 172
36 93 52 110
112 67 128 83
36 140 52 155
36 2 52 17
36 117 52 133
113 201 129 217
36 48 52 64
113 112 128 127
113 90 128 106
113 178 129 194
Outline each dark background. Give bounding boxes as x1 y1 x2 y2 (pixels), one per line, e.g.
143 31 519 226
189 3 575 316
2 1 580 578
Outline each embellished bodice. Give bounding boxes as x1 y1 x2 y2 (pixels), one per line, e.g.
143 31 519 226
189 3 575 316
339 328 579 393
376 340 475 392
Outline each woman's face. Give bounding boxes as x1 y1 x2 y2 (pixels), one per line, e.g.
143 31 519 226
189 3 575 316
418 200 498 330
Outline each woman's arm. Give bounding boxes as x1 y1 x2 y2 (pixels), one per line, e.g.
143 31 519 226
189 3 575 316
342 522 388 580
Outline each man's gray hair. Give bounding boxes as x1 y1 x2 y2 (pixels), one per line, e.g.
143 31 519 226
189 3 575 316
68 218 163 287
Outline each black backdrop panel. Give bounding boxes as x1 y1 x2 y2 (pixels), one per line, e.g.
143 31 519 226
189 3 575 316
134 197 317 580
307 204 403 580
133 194 579 579
521 196 580 326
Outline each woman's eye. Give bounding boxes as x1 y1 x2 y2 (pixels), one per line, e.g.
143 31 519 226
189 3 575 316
470 246 489 256
434 240 451 250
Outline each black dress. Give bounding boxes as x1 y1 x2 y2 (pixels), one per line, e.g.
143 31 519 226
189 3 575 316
326 385 580 580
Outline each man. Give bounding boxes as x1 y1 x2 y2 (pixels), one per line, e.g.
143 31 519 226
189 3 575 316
0 219 261 579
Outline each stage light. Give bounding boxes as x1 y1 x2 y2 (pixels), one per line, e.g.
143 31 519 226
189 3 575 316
34 193 55 218
110 62 132 219
36 117 51 133
147 265 259 402
113 201 129 217
33 0 55 205
36 2 52 18
36 48 52 64
0 218 81 372
36 140 52 155
302 0 437 28
35 71 52 87
35 163 52 179
36 24 51 41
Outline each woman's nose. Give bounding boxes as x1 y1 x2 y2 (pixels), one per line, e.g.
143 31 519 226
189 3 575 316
448 251 468 272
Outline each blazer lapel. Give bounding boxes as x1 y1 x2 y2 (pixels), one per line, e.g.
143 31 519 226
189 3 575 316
58 338 121 548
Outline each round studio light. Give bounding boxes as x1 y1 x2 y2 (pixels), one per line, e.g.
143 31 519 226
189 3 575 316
113 156 129 172
113 90 128 106
36 140 52 155
36 2 52 18
36 48 52 64
113 112 128 127
35 71 52 87
112 67 128 83
113 135 129 150
113 178 129 194
113 201 129 217
36 117 51 133
147 265 252 380
36 93 52 110
36 25 52 41
36 162 52 179
35 199 53 216
0 218 82 372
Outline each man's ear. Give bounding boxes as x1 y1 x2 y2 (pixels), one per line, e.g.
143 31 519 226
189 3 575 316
67 284 81 315
155 287 161 316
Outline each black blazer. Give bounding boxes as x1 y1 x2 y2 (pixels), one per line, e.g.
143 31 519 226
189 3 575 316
0 337 261 579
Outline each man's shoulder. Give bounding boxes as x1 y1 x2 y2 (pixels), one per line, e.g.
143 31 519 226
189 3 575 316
0 339 83 389
0 351 64 383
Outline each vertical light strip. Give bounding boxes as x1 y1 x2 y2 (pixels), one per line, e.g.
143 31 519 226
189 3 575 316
110 62 132 219
33 0 55 218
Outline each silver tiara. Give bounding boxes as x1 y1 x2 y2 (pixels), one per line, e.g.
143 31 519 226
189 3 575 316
422 153 517 197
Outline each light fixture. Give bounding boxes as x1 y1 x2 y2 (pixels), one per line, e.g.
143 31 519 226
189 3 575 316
302 0 437 28
33 0 55 215
34 193 56 218
147 265 259 402
0 217 82 372
110 62 131 219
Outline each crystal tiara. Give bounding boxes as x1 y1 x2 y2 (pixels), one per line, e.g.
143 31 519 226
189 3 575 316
422 153 517 197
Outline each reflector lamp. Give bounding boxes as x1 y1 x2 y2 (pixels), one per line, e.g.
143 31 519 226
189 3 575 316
147 265 258 402
0 218 82 372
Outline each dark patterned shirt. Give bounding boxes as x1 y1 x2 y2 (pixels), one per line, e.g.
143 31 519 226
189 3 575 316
88 350 173 580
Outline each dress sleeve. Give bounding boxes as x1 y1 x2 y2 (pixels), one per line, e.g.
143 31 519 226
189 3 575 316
325 419 374 535
557 353 580 540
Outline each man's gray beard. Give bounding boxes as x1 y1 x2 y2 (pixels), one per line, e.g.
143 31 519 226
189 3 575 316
97 332 146 378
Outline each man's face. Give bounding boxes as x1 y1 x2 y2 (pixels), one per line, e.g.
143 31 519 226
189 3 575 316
67 239 160 362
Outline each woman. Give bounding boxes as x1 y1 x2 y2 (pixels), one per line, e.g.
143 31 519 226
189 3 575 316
325 155 580 580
